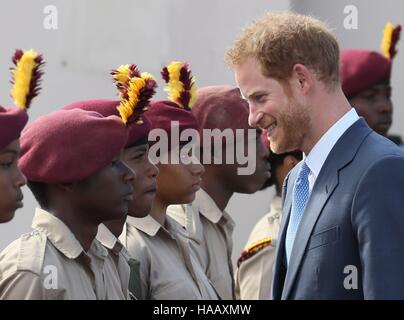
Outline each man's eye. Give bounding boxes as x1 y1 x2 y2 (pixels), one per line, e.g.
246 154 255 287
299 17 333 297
1 162 13 169
362 92 376 100
255 95 268 103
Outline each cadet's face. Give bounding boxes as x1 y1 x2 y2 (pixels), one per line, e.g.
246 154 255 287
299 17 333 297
121 144 158 218
349 84 393 136
0 140 26 223
73 153 135 222
234 57 311 154
219 130 270 193
156 146 205 205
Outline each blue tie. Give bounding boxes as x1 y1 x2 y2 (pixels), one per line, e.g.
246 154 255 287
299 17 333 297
285 162 310 264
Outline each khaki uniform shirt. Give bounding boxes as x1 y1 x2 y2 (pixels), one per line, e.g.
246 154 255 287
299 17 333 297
0 208 126 300
167 188 235 300
119 214 219 300
96 223 130 299
235 196 282 300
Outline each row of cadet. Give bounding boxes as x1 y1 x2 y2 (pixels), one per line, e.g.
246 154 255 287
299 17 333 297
0 20 402 299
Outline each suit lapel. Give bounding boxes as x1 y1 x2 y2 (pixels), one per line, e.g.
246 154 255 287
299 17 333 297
281 118 372 299
281 161 339 299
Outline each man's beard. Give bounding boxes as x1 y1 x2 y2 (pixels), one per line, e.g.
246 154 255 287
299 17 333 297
269 100 310 154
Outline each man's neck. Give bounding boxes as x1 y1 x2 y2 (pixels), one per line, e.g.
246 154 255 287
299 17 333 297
149 197 167 226
302 88 352 155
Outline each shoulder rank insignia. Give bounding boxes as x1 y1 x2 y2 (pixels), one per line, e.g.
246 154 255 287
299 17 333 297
237 237 272 267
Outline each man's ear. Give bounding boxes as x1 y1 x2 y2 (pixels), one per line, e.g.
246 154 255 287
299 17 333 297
292 63 313 95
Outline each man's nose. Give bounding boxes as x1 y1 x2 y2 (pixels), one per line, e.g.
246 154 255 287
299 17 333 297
378 98 393 114
248 104 262 127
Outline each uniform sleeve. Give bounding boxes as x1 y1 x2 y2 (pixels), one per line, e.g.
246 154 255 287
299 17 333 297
235 246 275 300
0 271 45 300
352 155 404 299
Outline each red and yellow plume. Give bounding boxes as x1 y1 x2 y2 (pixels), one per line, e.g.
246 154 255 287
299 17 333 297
10 49 45 111
111 64 157 125
381 23 401 59
161 61 196 110
111 64 141 98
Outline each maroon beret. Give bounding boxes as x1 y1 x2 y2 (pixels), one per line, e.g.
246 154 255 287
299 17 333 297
0 106 28 150
190 86 250 145
62 99 151 147
146 100 198 149
340 49 392 97
19 109 128 183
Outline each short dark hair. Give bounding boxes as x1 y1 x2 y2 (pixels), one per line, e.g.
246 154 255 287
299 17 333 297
27 181 49 210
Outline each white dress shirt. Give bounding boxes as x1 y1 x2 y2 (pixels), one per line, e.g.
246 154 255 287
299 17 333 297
305 108 360 193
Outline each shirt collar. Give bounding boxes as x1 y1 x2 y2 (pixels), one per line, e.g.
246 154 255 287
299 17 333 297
31 207 106 259
126 215 160 237
125 214 179 239
96 223 124 255
194 188 234 226
305 108 360 178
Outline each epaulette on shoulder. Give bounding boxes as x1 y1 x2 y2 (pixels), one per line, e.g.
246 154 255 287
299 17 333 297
237 237 272 267
17 230 47 275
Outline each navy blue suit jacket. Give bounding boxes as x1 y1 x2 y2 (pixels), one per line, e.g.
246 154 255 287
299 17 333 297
272 118 404 299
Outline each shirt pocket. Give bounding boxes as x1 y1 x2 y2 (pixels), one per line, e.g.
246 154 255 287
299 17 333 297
307 225 339 251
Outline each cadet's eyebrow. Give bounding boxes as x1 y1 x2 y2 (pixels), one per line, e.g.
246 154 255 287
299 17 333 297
0 149 17 156
363 88 378 94
129 146 147 155
133 145 147 152
365 85 392 94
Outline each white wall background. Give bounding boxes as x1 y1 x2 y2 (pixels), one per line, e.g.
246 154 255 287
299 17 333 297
0 0 402 266
292 0 404 138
